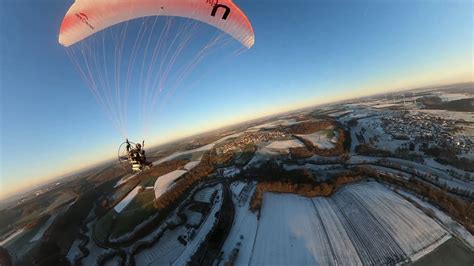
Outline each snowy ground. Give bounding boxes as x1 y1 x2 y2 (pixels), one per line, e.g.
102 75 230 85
249 182 451 265
243 138 304 168
183 161 200 171
66 238 81 263
135 185 223 266
372 103 401 109
328 110 353 117
0 229 25 246
251 193 334 265
220 182 258 266
396 189 474 249
29 214 58 242
173 187 223 265
354 114 407 152
152 133 243 166
247 119 301 131
114 186 142 213
81 221 113 265
413 109 474 123
243 146 284 170
221 166 241 178
114 173 138 188
424 158 472 181
264 139 305 152
154 170 187 199
134 222 190 265
348 155 474 193
194 185 219 203
183 209 202 227
66 208 96 263
297 131 337 149
312 198 363 266
341 182 450 262
383 157 474 192
437 92 472 102
338 108 379 124
229 181 246 197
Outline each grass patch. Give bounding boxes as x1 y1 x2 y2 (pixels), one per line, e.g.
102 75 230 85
4 215 50 251
324 129 335 138
139 176 158 187
108 190 157 239
94 211 116 243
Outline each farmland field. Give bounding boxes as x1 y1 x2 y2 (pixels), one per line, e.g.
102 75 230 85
154 170 188 199
297 129 337 149
249 182 459 265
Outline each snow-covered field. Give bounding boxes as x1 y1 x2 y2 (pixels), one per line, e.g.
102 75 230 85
66 238 81 263
437 92 472 102
154 170 187 199
81 221 113 266
114 186 142 213
372 103 400 109
383 157 474 192
183 161 200 171
0 229 25 246
114 173 138 188
243 138 302 169
29 214 58 242
251 193 334 265
183 209 202 226
265 139 305 151
342 182 449 261
222 166 241 178
248 119 301 131
220 182 258 266
297 131 337 149
414 109 474 123
249 182 451 265
424 158 472 182
348 156 474 193
312 198 362 265
229 181 246 197
152 133 243 166
396 190 474 248
328 110 353 117
194 185 219 203
134 223 189 265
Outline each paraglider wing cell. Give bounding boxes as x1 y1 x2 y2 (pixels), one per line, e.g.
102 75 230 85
59 0 254 48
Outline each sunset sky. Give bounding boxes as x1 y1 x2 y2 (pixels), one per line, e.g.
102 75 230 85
1 0 472 200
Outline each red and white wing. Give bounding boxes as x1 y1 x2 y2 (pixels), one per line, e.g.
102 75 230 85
59 0 254 48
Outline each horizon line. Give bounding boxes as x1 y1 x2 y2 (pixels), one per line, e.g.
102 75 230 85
1 79 472 201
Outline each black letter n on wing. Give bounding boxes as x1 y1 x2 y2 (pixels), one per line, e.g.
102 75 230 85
211 4 230 20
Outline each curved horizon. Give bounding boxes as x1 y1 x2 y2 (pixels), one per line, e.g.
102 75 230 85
1 0 473 201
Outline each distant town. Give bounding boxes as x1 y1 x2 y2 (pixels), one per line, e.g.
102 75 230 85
1 83 473 265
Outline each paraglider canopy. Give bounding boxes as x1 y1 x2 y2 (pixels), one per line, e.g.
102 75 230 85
58 0 254 138
59 0 255 48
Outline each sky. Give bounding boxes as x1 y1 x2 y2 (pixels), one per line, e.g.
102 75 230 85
0 0 472 200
